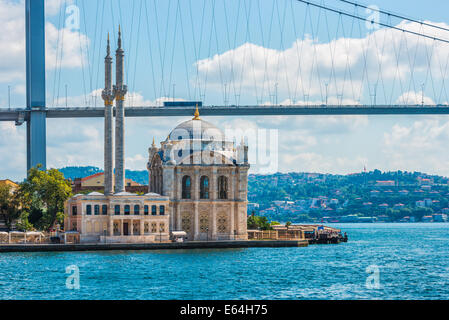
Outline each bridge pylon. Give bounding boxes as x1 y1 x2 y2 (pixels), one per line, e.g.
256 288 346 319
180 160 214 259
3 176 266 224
25 0 46 172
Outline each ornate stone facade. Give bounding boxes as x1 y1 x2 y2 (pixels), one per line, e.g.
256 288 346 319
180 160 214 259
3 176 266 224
65 192 170 243
147 108 250 241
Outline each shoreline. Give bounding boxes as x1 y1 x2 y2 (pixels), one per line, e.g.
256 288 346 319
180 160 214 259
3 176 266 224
0 240 309 253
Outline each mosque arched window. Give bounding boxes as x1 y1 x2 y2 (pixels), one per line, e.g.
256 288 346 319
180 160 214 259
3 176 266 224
134 205 140 215
218 176 228 200
115 205 120 215
94 205 100 215
200 176 209 199
124 205 130 215
182 175 191 199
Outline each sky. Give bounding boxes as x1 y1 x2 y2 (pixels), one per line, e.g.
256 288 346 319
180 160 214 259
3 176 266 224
2 0 449 181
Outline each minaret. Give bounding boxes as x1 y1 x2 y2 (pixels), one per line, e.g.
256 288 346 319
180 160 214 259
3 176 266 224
101 33 115 195
114 26 128 193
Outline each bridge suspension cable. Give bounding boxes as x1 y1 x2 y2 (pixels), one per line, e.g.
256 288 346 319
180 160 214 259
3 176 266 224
338 0 449 34
296 0 449 44
42 0 449 109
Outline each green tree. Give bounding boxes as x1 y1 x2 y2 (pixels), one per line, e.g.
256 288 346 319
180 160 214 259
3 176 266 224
0 184 22 230
247 215 272 230
16 211 34 231
20 166 72 230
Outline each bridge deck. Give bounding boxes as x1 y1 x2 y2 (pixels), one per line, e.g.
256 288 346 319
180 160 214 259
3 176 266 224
2 105 449 122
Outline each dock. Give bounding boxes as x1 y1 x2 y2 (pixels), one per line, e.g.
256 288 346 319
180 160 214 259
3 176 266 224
0 240 308 253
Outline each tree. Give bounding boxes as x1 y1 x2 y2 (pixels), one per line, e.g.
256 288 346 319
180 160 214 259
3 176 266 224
0 184 21 230
247 215 272 230
16 211 34 231
20 166 72 230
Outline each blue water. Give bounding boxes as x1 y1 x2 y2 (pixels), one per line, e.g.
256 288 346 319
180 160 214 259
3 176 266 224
1 223 448 300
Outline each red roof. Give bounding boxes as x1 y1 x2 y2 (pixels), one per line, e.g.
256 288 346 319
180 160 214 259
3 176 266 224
81 172 104 182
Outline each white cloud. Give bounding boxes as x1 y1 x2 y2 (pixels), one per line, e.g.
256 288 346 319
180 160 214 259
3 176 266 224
382 118 449 175
126 154 147 171
45 0 73 17
45 22 90 70
0 122 26 181
196 20 449 105
0 0 26 83
47 118 103 169
0 0 88 84
396 91 436 105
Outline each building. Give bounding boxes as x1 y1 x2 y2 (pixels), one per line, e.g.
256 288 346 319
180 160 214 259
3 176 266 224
65 192 170 243
65 29 250 243
375 180 395 187
72 172 146 194
370 190 380 197
147 108 250 241
0 180 19 192
418 177 434 186
432 214 447 222
416 200 426 208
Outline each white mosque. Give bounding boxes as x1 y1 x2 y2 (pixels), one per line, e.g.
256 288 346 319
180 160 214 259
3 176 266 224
64 31 250 243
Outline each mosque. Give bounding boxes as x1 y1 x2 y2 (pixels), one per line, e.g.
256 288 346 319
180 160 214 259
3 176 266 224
64 31 250 243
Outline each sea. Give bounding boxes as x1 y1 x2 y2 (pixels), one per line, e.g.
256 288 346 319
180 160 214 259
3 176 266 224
0 223 448 300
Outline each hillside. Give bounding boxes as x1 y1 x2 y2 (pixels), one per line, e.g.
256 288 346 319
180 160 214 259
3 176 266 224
57 166 449 222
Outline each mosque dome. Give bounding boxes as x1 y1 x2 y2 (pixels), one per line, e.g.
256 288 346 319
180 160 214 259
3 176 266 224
168 118 226 142
167 105 229 143
151 106 243 166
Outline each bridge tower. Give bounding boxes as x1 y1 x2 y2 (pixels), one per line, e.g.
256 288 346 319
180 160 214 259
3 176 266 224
25 0 46 172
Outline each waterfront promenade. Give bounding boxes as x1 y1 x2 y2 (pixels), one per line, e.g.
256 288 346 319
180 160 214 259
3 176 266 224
0 240 308 253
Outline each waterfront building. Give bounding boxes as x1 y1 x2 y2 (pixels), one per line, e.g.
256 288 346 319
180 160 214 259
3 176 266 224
147 107 250 241
65 30 250 243
65 192 170 243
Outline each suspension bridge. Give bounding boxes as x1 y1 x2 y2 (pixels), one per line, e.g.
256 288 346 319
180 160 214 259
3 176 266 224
2 0 449 174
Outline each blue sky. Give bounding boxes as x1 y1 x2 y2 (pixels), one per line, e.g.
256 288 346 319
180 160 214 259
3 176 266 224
2 0 449 181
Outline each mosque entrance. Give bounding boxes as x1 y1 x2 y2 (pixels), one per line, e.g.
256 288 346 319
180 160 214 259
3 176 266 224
123 223 129 236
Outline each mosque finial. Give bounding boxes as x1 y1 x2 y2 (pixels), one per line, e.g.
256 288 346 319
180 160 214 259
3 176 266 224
152 137 156 147
118 25 122 49
106 32 110 56
193 104 201 120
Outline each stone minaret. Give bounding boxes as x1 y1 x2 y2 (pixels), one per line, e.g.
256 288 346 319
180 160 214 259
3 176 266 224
101 33 115 195
114 26 128 193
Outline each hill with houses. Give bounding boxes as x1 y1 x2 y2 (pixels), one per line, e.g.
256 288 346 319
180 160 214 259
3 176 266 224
57 166 449 223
